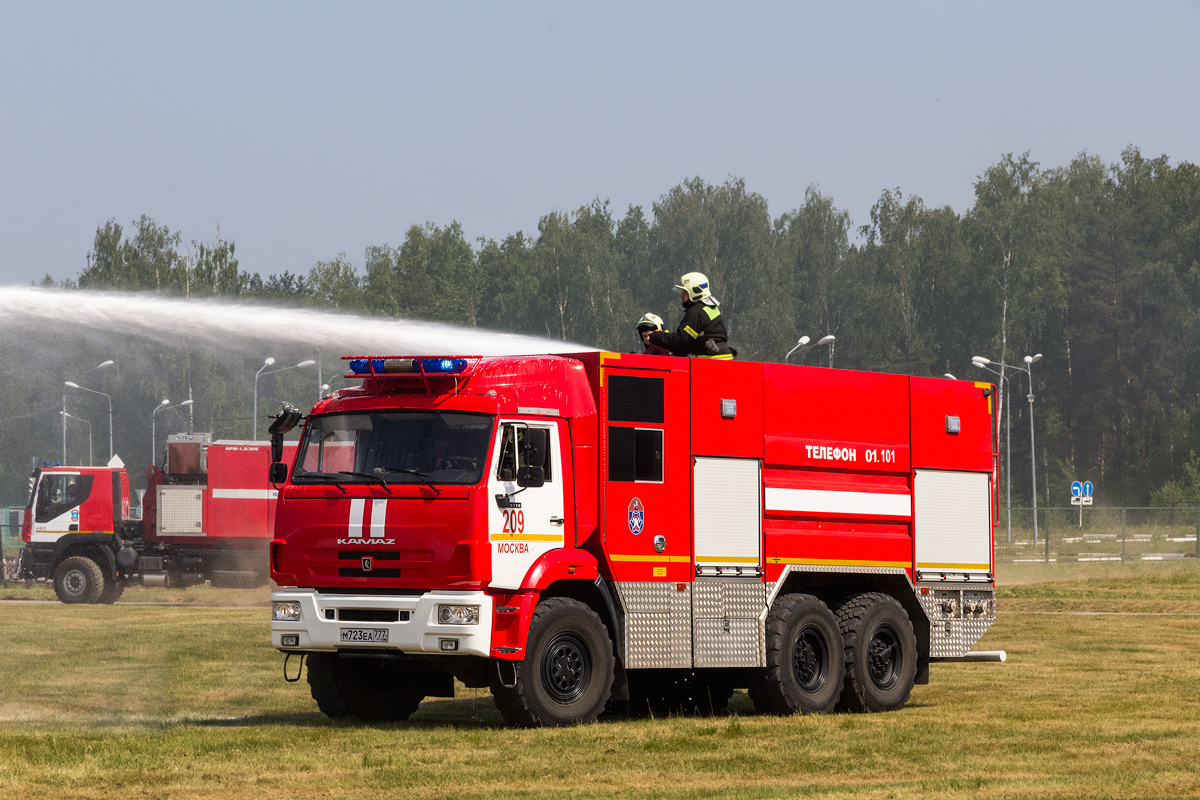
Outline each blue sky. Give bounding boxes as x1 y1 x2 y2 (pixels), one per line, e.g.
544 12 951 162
2 1 1198 285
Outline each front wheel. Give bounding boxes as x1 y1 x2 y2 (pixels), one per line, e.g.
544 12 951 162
53 556 106 604
750 593 844 715
490 597 615 727
306 653 425 722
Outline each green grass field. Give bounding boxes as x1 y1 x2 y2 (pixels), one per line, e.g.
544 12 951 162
2 564 1200 799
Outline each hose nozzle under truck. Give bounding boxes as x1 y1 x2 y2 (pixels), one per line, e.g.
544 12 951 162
269 353 1004 726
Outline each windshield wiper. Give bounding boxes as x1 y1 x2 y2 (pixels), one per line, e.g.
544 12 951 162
377 467 442 495
337 471 393 494
300 473 347 492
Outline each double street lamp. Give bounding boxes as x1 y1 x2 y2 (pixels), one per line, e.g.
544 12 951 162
973 352 1043 545
254 358 316 439
63 360 113 463
784 334 836 365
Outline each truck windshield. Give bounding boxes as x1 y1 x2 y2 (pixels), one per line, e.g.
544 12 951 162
35 473 94 523
293 411 494 486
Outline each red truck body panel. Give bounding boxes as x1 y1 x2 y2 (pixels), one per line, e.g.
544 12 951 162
274 352 995 610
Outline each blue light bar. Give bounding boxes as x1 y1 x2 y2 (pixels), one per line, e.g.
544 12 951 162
347 357 469 376
422 358 467 374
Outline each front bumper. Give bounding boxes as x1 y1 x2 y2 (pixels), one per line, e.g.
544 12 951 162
271 588 493 657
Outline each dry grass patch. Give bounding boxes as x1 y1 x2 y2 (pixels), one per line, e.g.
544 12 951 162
2 566 1200 797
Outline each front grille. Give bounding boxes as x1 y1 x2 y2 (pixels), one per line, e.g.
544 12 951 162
339 567 404 578
339 609 409 622
338 551 401 560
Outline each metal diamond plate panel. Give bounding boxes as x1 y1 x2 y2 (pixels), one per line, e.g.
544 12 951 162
615 582 692 669
694 618 761 667
157 486 204 536
919 585 995 658
693 579 766 619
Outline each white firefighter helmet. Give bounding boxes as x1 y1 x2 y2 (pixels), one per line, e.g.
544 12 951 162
675 271 711 301
636 312 665 333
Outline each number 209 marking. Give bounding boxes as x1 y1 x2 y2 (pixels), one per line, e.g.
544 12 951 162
502 509 525 534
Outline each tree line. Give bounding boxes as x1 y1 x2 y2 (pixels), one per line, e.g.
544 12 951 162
27 146 1200 508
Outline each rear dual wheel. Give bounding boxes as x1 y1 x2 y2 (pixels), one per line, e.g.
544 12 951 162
750 593 844 715
835 593 918 713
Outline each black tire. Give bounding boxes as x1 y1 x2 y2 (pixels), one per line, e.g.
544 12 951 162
750 593 844 715
53 556 105 604
835 593 918 713
98 581 125 604
490 597 615 727
306 654 351 718
306 653 425 722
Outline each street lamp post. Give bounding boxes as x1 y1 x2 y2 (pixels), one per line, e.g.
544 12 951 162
63 360 113 463
315 346 323 403
65 381 113 462
150 399 169 466
1023 354 1043 546
972 357 1013 543
254 358 316 439
61 411 92 466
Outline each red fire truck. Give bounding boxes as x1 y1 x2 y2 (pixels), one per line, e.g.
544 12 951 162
269 353 1000 726
21 434 292 603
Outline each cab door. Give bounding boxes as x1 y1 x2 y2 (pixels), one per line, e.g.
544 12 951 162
31 472 92 542
488 419 567 589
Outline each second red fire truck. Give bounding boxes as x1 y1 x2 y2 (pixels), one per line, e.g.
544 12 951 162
269 353 1000 726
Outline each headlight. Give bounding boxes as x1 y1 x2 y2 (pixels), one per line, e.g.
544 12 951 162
438 604 480 625
273 601 301 621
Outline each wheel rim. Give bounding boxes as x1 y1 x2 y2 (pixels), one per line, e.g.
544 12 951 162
63 569 87 597
791 625 829 692
867 624 901 690
541 631 591 703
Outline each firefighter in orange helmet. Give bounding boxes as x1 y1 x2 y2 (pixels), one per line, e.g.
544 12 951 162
647 272 734 359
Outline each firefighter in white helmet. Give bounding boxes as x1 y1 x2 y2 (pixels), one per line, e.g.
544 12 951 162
647 272 734 359
636 312 672 356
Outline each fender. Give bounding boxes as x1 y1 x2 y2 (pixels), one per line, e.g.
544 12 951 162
520 547 599 590
35 533 119 579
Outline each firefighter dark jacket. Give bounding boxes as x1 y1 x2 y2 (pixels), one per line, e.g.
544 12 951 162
648 298 734 359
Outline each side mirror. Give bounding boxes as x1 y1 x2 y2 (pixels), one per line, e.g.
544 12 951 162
269 402 303 436
270 433 284 464
521 428 548 469
516 465 545 489
269 462 288 484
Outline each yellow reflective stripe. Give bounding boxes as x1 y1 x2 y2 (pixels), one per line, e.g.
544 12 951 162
767 557 910 569
683 325 699 339
703 306 720 320
698 354 733 360
974 381 994 413
917 562 992 571
609 554 692 563
489 533 563 542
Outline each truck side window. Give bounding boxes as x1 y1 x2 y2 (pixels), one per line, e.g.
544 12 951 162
608 426 663 482
608 375 664 423
496 425 553 482
35 474 95 523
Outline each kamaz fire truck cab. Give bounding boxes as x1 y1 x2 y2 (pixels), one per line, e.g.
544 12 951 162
270 353 1001 727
